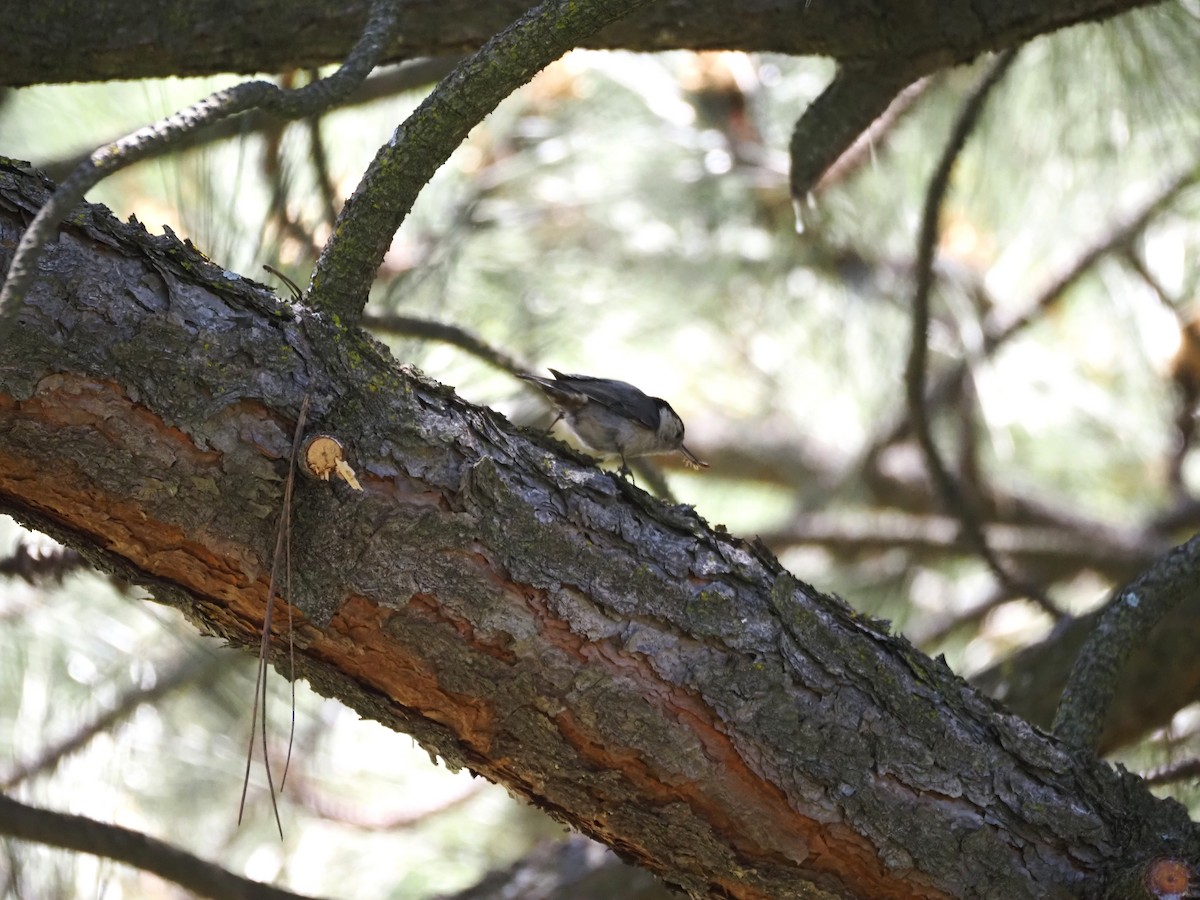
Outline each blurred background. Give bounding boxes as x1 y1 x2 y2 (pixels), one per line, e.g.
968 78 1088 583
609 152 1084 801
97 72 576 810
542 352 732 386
4 6 1200 895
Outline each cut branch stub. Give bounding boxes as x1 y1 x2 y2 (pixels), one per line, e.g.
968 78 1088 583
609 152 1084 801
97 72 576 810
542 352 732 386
300 433 363 490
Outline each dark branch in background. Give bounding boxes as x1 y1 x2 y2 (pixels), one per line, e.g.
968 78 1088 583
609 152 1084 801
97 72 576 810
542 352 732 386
759 511 1163 577
37 58 463 184
1144 758 1200 788
262 78 324 261
857 165 1200 477
2 650 221 790
917 588 1020 650
306 0 655 324
0 0 404 338
1052 531 1200 749
974 564 1200 754
305 73 341 231
789 63 923 200
0 793 320 900
0 540 89 585
903 50 1050 612
363 314 531 376
979 167 1199 354
445 834 672 900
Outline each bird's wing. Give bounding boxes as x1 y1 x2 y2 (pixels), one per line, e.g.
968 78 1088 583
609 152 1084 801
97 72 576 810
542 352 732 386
550 371 661 430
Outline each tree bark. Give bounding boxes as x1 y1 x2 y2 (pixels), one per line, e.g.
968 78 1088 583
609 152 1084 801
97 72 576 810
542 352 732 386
2 0 1170 88
1 160 1197 898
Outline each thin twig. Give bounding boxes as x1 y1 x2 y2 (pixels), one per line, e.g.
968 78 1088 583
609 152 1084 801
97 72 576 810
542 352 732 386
361 313 531 376
2 651 219 790
264 264 304 301
904 50 1056 613
39 59 465 184
307 0 655 324
280 474 297 794
0 0 403 338
305 73 342 231
239 394 310 837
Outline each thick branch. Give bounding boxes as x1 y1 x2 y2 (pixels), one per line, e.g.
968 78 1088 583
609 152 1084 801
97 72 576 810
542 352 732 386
905 51 1041 607
0 163 1197 898
0 0 1171 87
0 793 318 900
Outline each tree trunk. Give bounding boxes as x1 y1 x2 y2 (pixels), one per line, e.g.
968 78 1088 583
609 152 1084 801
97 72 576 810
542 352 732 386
0 160 1195 898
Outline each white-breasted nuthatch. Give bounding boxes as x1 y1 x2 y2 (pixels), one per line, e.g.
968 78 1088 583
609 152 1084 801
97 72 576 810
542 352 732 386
519 369 708 475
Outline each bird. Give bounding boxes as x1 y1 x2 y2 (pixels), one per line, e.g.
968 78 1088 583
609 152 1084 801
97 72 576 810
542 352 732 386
518 369 707 477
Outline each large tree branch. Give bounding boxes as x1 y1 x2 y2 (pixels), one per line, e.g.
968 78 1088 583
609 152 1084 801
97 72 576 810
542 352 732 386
1 163 1197 898
0 0 1171 88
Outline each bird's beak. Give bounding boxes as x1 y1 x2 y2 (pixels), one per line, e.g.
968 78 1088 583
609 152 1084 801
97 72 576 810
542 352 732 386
678 443 709 470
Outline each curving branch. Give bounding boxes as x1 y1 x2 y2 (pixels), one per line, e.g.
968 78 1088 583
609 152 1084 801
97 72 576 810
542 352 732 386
362 314 532 376
0 793 319 900
859 163 1200 468
0 0 404 339
903 50 1051 610
306 0 654 323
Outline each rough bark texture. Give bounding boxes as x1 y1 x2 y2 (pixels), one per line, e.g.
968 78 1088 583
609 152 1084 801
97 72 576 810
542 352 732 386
1 161 1198 898
0 0 1170 87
